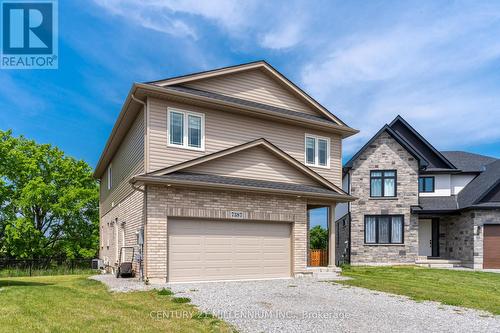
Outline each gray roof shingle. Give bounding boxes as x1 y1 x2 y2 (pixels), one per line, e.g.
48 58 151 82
457 159 500 208
147 172 344 196
415 159 500 213
414 196 458 212
440 151 497 173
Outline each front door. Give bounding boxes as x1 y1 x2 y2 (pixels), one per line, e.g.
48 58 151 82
418 219 432 256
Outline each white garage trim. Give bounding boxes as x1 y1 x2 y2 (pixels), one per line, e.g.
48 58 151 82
167 219 292 283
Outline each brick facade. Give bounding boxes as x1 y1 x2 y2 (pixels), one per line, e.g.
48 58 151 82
349 131 419 265
145 185 310 282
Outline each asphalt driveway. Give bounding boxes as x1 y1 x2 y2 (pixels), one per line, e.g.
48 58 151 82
168 277 500 333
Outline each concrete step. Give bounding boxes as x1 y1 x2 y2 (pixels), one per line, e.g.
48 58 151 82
415 259 463 268
314 271 341 280
305 266 341 273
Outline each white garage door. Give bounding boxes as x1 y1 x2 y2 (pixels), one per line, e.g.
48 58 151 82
168 219 291 282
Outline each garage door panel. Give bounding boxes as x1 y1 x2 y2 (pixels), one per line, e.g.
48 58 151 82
168 219 291 282
484 225 500 269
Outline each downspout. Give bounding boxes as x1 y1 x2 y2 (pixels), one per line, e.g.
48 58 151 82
130 94 147 282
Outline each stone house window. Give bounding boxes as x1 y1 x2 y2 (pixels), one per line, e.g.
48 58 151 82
419 176 435 193
365 215 404 244
370 170 396 197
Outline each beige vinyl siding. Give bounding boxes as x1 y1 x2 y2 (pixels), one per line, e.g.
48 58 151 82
185 146 321 187
99 190 143 268
147 98 342 187
100 109 145 216
182 69 321 117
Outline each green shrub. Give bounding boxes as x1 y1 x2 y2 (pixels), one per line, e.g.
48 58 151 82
172 297 191 304
157 288 174 296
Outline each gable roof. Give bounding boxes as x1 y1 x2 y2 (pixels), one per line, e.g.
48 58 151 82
440 151 497 173
158 85 336 125
389 116 456 170
345 115 460 172
344 124 429 169
413 159 500 213
457 159 500 208
146 138 347 195
147 60 347 127
135 172 350 200
94 61 358 178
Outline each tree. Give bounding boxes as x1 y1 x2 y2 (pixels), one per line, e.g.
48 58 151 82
309 225 328 249
0 130 99 259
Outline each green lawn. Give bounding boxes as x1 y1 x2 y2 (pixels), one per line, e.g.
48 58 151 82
0 275 235 333
339 266 500 315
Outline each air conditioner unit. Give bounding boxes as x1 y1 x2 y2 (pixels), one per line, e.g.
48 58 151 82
92 259 104 270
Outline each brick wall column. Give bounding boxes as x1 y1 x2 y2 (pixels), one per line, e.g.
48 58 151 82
145 189 168 282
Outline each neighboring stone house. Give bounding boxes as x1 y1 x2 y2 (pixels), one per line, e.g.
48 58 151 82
95 61 358 283
338 116 500 269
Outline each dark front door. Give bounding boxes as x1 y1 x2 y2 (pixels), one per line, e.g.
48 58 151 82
431 218 440 257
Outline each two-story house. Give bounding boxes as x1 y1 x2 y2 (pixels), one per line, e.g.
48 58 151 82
337 116 500 269
95 61 358 283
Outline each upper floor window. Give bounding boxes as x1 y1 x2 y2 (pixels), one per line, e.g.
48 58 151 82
305 134 330 168
365 215 404 244
370 170 396 197
107 164 112 190
168 108 204 151
419 176 434 193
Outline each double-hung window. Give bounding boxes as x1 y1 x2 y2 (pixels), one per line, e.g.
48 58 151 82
305 134 330 168
168 108 204 150
419 176 435 193
365 215 404 244
370 170 396 197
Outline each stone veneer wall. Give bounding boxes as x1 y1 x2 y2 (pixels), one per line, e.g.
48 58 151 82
349 131 419 264
335 213 350 265
441 213 474 265
145 185 309 282
472 209 500 269
440 209 500 269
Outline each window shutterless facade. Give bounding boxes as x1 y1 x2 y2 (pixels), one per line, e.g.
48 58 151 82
167 108 205 151
370 170 396 197
419 176 435 193
364 215 404 244
304 134 330 168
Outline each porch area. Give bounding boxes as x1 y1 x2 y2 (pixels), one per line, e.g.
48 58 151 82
416 216 474 268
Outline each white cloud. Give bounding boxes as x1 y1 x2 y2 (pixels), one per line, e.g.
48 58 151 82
301 5 500 155
260 22 304 50
93 0 197 38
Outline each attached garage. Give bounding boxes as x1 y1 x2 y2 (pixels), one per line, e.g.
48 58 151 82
484 224 500 269
167 219 292 282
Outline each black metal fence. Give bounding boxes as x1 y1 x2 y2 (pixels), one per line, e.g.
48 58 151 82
0 258 94 277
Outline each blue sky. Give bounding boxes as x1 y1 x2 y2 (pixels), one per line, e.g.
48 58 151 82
1 0 500 169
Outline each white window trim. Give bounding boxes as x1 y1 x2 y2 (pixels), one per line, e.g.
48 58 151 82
304 134 330 169
107 164 112 190
167 107 205 151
